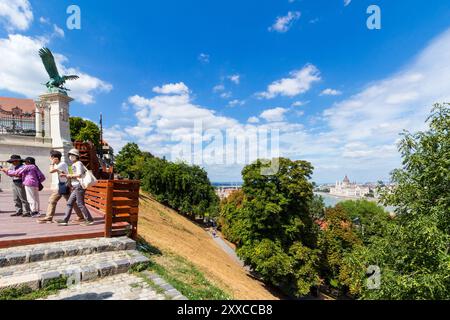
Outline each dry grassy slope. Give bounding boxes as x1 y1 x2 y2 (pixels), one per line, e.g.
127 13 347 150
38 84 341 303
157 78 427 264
138 193 279 300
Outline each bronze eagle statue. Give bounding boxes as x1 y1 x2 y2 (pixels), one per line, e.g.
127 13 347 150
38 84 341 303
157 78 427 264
39 47 79 92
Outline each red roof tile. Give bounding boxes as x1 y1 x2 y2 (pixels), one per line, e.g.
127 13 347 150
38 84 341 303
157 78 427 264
0 97 36 114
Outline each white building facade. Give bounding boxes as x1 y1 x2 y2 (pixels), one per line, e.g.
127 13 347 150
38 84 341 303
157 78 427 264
329 175 371 198
0 93 72 191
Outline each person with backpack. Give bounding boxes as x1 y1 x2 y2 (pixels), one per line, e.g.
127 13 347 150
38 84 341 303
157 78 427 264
57 149 95 226
0 155 32 217
3 157 46 217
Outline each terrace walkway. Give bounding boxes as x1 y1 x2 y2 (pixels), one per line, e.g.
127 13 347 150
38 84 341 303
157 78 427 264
0 190 105 249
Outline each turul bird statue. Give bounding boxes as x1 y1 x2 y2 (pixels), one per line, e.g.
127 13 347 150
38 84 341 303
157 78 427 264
39 47 79 93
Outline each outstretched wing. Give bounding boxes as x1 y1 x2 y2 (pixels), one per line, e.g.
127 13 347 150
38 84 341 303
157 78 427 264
38 47 60 79
62 75 79 81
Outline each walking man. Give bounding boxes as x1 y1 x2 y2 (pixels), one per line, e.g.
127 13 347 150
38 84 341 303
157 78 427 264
0 155 31 217
38 150 85 223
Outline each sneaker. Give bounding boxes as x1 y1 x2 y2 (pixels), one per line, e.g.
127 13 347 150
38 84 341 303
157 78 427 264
80 220 95 226
10 212 23 217
38 217 53 224
22 213 32 218
56 219 68 226
31 212 41 218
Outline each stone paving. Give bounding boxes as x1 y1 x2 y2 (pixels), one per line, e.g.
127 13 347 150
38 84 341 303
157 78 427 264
0 237 136 267
43 272 188 300
0 236 188 300
44 273 165 300
0 250 145 279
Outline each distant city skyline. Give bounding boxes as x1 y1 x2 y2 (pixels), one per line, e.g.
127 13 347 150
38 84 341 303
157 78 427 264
1 1 450 182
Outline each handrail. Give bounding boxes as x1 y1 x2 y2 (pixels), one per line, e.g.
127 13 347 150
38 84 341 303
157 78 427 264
85 180 140 240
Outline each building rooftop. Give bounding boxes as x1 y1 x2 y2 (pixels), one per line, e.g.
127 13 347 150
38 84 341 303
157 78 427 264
0 97 36 115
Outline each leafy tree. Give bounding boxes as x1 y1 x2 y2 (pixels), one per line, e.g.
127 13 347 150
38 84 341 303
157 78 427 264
116 143 219 219
219 189 245 243
338 200 391 244
140 158 219 219
309 194 326 220
318 205 362 292
69 117 101 147
115 143 144 179
341 103 450 300
220 158 321 297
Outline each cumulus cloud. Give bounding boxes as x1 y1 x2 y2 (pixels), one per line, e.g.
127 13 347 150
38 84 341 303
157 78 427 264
198 53 210 64
260 107 289 122
0 0 33 31
228 99 245 107
52 24 65 38
269 11 301 33
292 101 308 107
106 27 450 183
153 82 189 95
258 64 321 99
228 74 240 84
248 116 259 124
321 88 342 96
213 84 225 93
0 34 112 104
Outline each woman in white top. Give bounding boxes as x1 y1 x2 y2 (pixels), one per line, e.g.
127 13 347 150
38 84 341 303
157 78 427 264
57 149 94 226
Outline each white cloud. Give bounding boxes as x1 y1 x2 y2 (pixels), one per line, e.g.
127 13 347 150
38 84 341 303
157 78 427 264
103 125 130 153
0 34 112 104
39 16 49 25
269 11 301 33
258 64 321 99
321 88 342 96
292 101 308 107
198 53 210 64
0 0 33 31
52 24 65 38
106 27 450 183
220 91 232 99
228 74 240 84
344 0 352 7
213 84 225 93
248 116 260 124
153 82 189 95
260 107 288 122
228 99 245 107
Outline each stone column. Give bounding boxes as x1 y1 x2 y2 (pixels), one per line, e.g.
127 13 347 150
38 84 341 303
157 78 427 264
39 92 73 163
35 103 43 138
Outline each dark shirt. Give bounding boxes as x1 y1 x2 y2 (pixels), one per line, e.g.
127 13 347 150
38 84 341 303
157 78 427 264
10 164 24 183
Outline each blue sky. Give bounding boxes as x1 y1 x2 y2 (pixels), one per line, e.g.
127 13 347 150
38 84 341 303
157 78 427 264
1 0 450 183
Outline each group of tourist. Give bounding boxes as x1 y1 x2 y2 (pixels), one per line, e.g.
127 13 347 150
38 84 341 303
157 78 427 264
0 149 95 226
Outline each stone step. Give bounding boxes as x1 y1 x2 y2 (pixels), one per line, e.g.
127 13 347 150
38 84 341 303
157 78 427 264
43 274 169 300
0 237 136 268
0 250 149 292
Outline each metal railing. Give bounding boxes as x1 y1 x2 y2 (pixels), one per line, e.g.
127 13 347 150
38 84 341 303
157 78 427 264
0 114 36 136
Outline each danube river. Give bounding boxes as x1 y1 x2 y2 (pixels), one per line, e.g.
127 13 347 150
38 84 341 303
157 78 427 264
316 193 396 212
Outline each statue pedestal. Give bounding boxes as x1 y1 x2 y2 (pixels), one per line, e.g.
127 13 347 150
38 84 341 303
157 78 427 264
39 92 73 163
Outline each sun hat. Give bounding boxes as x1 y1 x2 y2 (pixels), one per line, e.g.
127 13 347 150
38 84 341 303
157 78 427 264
7 155 24 163
68 149 80 157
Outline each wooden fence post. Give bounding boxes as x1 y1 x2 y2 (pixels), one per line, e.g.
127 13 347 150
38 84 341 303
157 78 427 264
104 180 114 238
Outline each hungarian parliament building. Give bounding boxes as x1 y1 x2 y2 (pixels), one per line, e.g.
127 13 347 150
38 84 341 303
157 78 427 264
329 175 372 198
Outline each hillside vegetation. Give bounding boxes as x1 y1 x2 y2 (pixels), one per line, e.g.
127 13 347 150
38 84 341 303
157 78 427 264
138 193 279 300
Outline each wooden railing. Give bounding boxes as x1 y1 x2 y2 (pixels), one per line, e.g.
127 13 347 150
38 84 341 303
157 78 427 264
85 180 140 239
